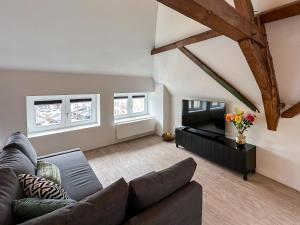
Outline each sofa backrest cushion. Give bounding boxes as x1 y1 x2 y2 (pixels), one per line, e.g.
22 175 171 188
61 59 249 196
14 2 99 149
0 148 36 176
128 157 197 214
18 178 129 225
0 167 20 225
4 132 37 166
124 181 203 225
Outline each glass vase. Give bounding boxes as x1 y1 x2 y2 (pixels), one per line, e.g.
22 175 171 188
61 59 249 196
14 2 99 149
236 132 246 145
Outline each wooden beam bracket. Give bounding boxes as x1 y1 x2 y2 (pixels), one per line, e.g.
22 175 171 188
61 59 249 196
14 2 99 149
282 102 300 118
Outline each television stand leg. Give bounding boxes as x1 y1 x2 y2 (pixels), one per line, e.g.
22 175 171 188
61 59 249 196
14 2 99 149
243 173 248 181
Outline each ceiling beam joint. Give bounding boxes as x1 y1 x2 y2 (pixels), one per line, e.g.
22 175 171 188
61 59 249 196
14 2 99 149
152 0 300 55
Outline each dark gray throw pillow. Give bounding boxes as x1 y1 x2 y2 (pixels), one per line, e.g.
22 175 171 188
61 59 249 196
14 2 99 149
18 178 129 225
0 167 19 225
4 132 37 166
128 157 197 214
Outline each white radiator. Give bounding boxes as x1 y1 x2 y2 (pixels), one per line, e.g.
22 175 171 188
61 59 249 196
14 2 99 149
115 118 155 139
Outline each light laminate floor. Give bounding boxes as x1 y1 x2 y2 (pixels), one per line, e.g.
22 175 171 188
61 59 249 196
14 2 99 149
85 135 300 225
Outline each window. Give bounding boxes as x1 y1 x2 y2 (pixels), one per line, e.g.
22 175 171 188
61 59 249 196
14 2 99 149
27 94 100 136
114 93 148 121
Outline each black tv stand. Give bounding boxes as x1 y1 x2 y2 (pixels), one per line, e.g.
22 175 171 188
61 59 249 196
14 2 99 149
175 127 256 180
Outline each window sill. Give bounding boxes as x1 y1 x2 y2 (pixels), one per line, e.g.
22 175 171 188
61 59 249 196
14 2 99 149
114 115 153 125
28 123 101 138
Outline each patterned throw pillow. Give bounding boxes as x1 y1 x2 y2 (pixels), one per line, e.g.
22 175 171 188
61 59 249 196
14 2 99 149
18 174 70 200
37 161 61 186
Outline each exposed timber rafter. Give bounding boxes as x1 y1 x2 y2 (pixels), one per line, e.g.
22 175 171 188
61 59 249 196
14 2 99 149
156 0 265 46
179 47 259 112
234 0 281 130
156 0 282 130
151 30 221 55
257 0 300 24
151 1 300 55
282 102 300 118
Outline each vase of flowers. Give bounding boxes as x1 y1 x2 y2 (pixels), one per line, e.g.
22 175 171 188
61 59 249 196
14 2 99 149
225 111 256 146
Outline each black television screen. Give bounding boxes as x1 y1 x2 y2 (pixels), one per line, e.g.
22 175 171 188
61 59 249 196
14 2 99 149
182 100 226 136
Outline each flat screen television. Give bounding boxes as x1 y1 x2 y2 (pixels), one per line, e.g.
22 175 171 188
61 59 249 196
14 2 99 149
182 99 226 136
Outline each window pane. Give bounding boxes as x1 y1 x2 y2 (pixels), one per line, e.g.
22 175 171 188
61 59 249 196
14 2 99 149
132 97 145 114
71 101 92 122
114 98 128 116
35 104 62 127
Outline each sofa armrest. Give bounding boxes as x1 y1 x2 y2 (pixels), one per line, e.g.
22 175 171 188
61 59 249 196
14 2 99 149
37 148 81 160
124 181 203 225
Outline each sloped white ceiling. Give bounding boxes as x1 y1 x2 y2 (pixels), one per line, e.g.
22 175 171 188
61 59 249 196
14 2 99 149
0 0 157 76
154 0 300 105
227 0 296 12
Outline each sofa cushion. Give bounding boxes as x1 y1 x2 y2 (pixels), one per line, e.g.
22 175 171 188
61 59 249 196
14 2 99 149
37 161 61 186
19 178 129 225
4 132 37 166
12 198 76 223
0 148 36 175
124 181 203 225
128 157 197 214
18 174 70 200
0 167 20 225
38 149 102 201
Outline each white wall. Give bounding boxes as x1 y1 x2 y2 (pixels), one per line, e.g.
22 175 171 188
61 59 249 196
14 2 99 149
0 0 157 77
0 0 160 155
154 3 300 191
149 83 171 135
0 69 154 156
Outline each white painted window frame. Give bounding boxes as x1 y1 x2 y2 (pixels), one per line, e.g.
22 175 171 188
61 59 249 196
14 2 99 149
26 94 100 136
114 93 149 121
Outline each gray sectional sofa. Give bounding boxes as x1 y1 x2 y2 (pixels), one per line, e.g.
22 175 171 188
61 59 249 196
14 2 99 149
0 132 203 225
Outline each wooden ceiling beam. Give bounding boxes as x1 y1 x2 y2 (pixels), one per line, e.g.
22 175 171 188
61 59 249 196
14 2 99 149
257 0 300 24
152 0 300 55
282 102 300 118
155 0 282 129
179 46 259 112
157 0 265 46
234 0 281 130
151 30 221 55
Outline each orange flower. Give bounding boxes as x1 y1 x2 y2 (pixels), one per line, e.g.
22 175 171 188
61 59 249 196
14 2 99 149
225 114 233 122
